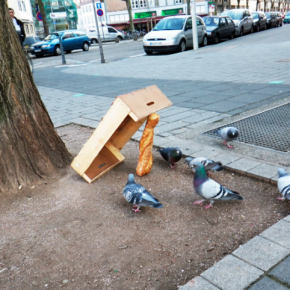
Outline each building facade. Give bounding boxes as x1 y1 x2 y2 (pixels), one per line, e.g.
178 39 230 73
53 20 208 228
7 0 36 38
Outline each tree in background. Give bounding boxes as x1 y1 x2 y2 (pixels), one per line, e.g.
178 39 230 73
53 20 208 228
123 0 134 31
37 0 49 36
0 4 71 193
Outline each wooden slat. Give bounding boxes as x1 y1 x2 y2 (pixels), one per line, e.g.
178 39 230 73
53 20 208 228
118 85 172 120
71 98 131 175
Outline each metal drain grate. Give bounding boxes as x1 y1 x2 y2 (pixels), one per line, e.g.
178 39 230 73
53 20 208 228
203 103 290 152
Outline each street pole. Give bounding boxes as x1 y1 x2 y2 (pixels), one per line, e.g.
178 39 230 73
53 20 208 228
58 35 66 65
92 0 105 63
191 0 199 51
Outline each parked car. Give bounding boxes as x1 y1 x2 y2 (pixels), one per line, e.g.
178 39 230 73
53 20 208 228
251 11 267 32
87 26 124 43
284 12 290 23
265 12 278 28
30 30 90 57
23 35 42 53
220 9 253 36
274 12 283 26
203 16 235 44
143 15 207 54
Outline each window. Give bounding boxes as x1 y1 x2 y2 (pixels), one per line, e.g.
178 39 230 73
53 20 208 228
131 0 147 8
175 0 182 3
74 31 86 36
24 25 29 35
18 0 22 11
63 32 74 39
185 18 192 29
226 17 233 24
196 18 202 26
22 1 26 11
108 27 117 33
220 17 226 26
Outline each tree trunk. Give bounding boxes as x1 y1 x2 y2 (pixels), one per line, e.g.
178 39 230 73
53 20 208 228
256 0 260 11
237 0 240 8
187 0 190 15
126 0 134 31
37 0 50 36
0 6 71 193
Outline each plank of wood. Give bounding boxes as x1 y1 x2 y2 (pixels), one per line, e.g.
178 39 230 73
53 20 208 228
118 85 172 120
71 98 131 175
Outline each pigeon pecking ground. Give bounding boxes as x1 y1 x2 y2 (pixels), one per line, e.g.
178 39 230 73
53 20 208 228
0 124 289 290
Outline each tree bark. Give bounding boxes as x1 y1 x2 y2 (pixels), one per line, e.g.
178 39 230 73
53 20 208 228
37 0 50 36
237 0 240 8
126 0 134 31
187 0 190 15
0 5 71 193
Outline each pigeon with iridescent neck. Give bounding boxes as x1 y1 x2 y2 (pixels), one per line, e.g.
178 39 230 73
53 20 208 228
158 147 182 169
123 174 163 212
192 162 243 209
184 157 223 174
277 168 290 202
216 127 239 149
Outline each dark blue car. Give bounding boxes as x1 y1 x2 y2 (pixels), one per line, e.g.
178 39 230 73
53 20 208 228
30 30 90 57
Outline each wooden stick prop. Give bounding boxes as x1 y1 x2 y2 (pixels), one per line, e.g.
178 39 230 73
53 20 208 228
136 113 160 176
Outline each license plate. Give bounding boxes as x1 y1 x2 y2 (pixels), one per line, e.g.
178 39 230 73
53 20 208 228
150 42 162 46
34 49 41 52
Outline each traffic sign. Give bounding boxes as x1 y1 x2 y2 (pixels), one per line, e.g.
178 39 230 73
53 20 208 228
36 11 42 21
97 9 103 17
96 3 102 9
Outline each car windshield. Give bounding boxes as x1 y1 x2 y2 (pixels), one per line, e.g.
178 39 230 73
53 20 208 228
44 34 58 41
203 17 219 26
265 13 271 18
221 11 243 20
251 13 259 19
153 17 186 31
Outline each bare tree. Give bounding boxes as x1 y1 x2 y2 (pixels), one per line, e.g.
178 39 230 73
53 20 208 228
187 0 190 15
237 0 241 8
256 0 260 11
37 0 49 36
124 0 134 31
0 5 71 193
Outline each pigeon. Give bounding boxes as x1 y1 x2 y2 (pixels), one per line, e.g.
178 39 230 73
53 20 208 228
158 147 182 169
277 168 290 202
192 162 243 209
123 174 163 212
184 157 223 174
216 127 239 149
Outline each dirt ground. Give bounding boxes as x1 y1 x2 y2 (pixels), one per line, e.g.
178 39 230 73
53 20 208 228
1 124 290 290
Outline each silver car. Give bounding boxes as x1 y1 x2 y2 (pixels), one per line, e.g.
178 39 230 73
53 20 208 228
143 15 207 55
220 9 253 36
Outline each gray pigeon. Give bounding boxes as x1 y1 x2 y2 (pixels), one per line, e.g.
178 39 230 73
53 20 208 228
216 127 239 149
277 168 290 202
158 147 182 169
184 157 223 174
123 174 163 212
192 162 243 209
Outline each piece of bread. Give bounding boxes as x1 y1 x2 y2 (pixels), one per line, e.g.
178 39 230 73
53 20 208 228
136 113 160 176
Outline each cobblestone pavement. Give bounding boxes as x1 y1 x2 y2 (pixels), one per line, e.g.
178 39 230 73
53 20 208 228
34 24 290 290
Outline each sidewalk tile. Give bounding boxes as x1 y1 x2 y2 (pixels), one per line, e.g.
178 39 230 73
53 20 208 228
260 220 290 249
214 154 241 166
269 255 290 287
70 118 100 129
178 276 220 290
232 236 290 271
247 164 278 182
200 255 263 290
248 276 290 290
284 215 290 223
154 121 189 134
226 158 261 175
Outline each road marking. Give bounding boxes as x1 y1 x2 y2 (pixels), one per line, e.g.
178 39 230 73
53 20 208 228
33 62 43 66
55 65 69 68
73 94 86 97
130 53 146 58
89 59 101 62
269 81 284 84
67 64 88 67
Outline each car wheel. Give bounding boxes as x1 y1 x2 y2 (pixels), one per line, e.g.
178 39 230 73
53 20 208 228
35 54 43 58
145 51 153 55
66 50 72 53
54 45 61 56
240 27 244 36
178 40 186 52
214 34 219 44
201 35 207 47
117 36 122 41
256 25 260 32
82 42 89 51
230 31 235 39
91 39 98 44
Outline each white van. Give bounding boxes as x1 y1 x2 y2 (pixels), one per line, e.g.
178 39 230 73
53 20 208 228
87 26 124 43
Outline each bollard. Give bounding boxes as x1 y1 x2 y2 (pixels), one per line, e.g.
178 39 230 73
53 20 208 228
133 34 138 41
115 37 119 43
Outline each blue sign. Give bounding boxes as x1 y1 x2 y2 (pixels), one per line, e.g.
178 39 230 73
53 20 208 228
97 9 103 16
36 11 42 21
96 3 102 9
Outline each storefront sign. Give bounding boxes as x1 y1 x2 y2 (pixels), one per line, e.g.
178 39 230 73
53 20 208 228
134 11 157 19
161 8 183 16
50 12 67 19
